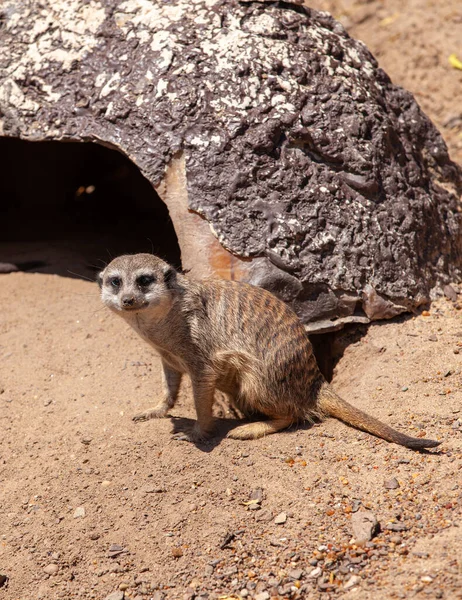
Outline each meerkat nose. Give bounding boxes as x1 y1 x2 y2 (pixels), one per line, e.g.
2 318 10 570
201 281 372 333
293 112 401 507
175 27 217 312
122 295 135 307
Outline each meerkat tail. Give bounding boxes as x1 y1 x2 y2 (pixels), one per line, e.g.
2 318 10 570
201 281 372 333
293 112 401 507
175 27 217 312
228 417 294 440
316 383 441 450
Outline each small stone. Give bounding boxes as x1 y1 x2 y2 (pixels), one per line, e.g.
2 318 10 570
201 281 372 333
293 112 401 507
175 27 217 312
274 512 287 525
428 335 438 342
256 509 273 522
0 574 8 588
289 569 303 580
351 511 379 543
108 544 125 558
143 486 165 493
81 437 93 445
101 480 112 487
386 522 408 532
119 582 130 591
43 564 59 576
308 559 318 567
384 477 400 490
401 386 409 392
171 547 183 558
73 507 86 518
89 533 100 540
152 593 165 600
344 575 361 589
453 348 460 354
308 567 322 578
104 592 124 600
250 488 263 502
444 284 458 302
240 590 249 598
254 592 270 600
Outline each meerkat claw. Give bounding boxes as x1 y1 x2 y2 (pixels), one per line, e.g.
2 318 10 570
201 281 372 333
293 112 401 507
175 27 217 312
133 407 169 422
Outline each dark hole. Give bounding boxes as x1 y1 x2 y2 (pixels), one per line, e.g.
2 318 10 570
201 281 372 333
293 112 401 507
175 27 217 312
0 138 181 280
309 323 368 382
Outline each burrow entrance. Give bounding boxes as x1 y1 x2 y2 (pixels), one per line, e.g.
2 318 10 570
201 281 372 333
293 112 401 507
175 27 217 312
0 138 181 280
0 137 361 379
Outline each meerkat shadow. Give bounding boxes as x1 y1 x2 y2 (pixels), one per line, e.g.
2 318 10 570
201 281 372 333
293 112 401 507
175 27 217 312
170 416 244 452
170 416 318 452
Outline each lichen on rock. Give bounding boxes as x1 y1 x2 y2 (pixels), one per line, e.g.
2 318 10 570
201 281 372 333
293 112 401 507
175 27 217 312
0 0 461 329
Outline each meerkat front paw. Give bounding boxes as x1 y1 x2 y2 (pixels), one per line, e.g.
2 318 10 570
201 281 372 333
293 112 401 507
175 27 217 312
173 422 213 443
132 406 169 422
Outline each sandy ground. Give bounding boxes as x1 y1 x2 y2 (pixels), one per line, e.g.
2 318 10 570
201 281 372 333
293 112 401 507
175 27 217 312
1 2 462 600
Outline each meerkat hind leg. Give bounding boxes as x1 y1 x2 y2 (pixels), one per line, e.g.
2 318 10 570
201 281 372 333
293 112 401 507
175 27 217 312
228 416 294 440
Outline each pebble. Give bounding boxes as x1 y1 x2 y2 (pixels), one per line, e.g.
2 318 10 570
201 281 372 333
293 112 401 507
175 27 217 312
101 480 112 487
344 575 361 589
308 559 318 566
250 488 263 502
240 590 249 598
351 511 379 543
108 544 125 558
384 477 400 489
0 575 8 588
254 592 270 600
443 284 458 302
43 564 59 576
289 569 303 580
308 567 322 578
104 592 124 600
256 510 273 522
274 512 287 524
73 506 86 518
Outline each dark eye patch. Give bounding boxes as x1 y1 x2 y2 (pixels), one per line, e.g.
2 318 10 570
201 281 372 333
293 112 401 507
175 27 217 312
137 274 156 287
109 277 121 289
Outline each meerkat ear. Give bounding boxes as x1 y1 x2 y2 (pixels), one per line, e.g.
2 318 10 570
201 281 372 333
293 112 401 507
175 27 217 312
163 266 177 287
97 272 104 288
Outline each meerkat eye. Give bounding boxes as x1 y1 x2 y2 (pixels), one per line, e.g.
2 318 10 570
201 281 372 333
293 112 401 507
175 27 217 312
109 277 121 289
137 274 156 287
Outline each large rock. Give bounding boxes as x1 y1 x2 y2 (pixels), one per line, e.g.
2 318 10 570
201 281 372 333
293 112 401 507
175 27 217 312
1 0 461 331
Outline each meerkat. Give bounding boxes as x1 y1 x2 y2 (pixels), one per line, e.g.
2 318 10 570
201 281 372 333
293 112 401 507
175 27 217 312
99 253 440 450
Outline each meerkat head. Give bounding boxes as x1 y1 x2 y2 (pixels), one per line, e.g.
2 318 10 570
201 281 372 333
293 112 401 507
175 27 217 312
98 253 180 317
